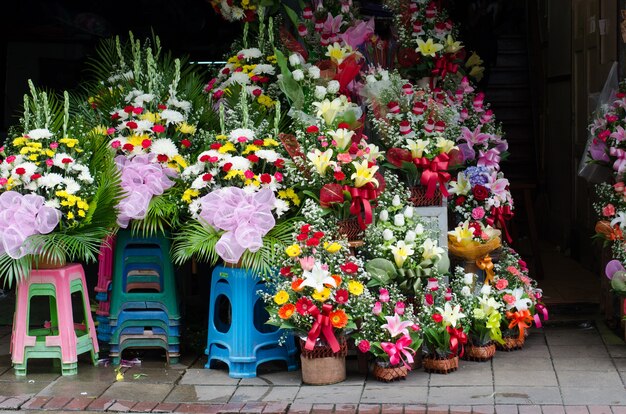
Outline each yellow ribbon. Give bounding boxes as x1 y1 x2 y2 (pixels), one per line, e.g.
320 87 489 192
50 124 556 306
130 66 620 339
476 255 495 285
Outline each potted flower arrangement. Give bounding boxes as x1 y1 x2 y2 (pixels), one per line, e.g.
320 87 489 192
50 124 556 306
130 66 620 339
491 248 543 351
362 69 459 205
353 285 422 381
172 91 298 274
420 275 467 374
263 223 367 385
0 84 120 284
362 188 448 297
448 166 514 243
452 269 505 361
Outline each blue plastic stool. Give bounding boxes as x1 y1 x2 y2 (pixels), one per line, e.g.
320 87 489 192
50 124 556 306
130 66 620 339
205 265 298 378
96 315 112 343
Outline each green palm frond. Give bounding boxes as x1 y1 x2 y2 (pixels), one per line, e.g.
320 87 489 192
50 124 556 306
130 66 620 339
130 195 179 238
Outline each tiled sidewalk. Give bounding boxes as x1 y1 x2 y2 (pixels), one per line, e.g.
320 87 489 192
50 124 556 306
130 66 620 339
0 322 623 412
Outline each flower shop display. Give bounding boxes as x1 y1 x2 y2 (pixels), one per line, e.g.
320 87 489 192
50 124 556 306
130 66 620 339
264 223 367 384
451 270 505 361
420 275 467 373
353 285 422 381
0 84 120 284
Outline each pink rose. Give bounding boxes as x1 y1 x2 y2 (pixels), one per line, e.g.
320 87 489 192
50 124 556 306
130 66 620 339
372 301 382 315
111 140 121 149
603 203 616 217
519 276 531 285
495 279 509 290
506 266 520 276
357 340 370 353
503 294 516 305
336 153 352 163
394 301 405 315
379 288 390 303
471 207 485 220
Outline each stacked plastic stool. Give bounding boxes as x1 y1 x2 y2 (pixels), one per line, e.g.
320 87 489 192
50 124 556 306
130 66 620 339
11 263 99 376
107 229 180 365
206 265 298 378
95 236 115 343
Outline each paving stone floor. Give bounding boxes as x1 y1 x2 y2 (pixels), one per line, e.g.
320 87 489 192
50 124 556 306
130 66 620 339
0 321 623 413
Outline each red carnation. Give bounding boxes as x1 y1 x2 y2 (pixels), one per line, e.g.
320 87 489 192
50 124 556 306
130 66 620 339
280 266 293 277
223 162 232 172
296 233 308 241
30 173 41 180
472 185 489 201
340 262 358 274
335 289 349 304
468 221 482 237
337 122 350 129
306 237 320 247
200 155 210 162
432 313 443 323
300 224 311 234
334 171 346 181
202 173 213 182
158 104 167 110
313 231 325 239
306 125 319 134
111 112 120 120
253 139 264 146
15 167 26 175
274 159 285 169
126 121 138 129
157 154 169 163
260 173 272 184
61 158 72 164
141 139 152 149
210 143 222 150
247 154 259 163
152 125 165 133
181 139 191 148
123 105 134 113
132 107 143 114
123 143 134 151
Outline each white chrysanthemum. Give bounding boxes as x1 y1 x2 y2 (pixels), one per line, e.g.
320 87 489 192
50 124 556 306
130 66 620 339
52 153 73 168
134 120 154 133
252 64 275 75
229 128 255 143
160 109 185 125
44 198 61 209
274 198 289 217
167 97 192 112
227 72 251 86
132 93 155 107
308 66 321 79
191 175 209 190
292 69 304 81
227 156 251 171
189 199 202 218
242 185 258 195
181 163 204 178
26 128 53 140
255 150 279 163
150 138 179 158
239 48 262 59
71 164 94 183
63 177 81 195
38 173 64 189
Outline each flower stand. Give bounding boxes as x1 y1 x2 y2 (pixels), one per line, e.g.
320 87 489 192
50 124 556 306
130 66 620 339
423 355 459 374
107 229 181 365
463 342 496 362
205 265 298 378
372 361 408 382
11 264 99 376
299 337 347 385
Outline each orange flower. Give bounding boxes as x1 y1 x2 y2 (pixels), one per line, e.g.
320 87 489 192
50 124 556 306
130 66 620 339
291 278 304 291
329 309 348 328
278 304 296 319
328 274 342 287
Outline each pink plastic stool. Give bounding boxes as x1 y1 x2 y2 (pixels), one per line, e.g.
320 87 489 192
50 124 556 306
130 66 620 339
95 235 116 294
11 263 99 376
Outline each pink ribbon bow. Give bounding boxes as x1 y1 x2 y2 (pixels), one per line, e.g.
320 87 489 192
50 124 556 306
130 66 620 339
380 335 415 369
610 147 626 173
533 304 549 328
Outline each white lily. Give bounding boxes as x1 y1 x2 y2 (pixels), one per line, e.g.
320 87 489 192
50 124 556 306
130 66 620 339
436 302 466 327
406 139 429 158
301 261 337 293
420 238 444 261
449 172 471 195
390 240 414 268
307 149 334 175
328 128 355 150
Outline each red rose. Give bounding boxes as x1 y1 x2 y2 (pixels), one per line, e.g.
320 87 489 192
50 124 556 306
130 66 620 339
319 183 345 208
280 266 293 277
386 148 413 168
432 313 443 323
455 196 466 206
306 125 319 134
468 221 482 237
472 185 489 201
397 47 420 67
274 159 285 169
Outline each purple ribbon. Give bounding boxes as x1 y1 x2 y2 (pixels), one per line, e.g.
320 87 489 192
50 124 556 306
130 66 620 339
0 191 61 259
198 187 276 264
115 155 176 228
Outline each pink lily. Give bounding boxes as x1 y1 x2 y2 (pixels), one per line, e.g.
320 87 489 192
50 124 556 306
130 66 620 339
460 126 491 150
611 126 626 143
381 313 414 338
323 13 344 35
340 18 375 49
477 148 501 170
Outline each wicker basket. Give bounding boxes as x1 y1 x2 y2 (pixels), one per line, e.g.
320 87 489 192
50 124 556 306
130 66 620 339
463 343 496 362
372 361 408 382
336 217 364 243
496 336 525 352
423 355 459 374
409 185 443 207
299 337 347 385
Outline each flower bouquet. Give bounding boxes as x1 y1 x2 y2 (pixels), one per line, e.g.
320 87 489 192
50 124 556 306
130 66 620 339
420 275 467 373
452 270 505 361
363 192 448 297
362 70 459 203
448 166 514 243
352 286 422 381
447 220 501 264
384 0 464 83
0 84 120 284
172 91 298 274
263 223 367 384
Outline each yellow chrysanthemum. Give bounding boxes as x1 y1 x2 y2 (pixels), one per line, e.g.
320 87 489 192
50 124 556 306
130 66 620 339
59 137 79 148
324 242 342 254
182 189 199 203
216 134 228 141
141 112 160 123
263 138 279 147
273 290 289 305
242 145 260 155
172 155 188 169
257 95 274 107
67 212 75 220
218 142 236 154
178 123 197 135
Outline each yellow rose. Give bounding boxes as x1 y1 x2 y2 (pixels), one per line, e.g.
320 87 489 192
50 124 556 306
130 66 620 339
285 244 301 257
348 281 364 296
312 288 331 302
273 290 289 305
324 242 342 254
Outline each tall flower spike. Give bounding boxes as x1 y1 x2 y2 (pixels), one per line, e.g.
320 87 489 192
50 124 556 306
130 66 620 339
22 94 29 131
241 87 249 129
258 7 266 50
274 100 281 137
219 104 225 135
63 91 69 138
115 36 126 71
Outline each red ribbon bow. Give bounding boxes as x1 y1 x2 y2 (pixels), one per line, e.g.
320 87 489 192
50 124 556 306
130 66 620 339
343 185 377 230
414 154 451 199
506 310 533 341
486 205 514 244
431 55 459 82
380 335 415 369
446 326 467 357
305 303 340 353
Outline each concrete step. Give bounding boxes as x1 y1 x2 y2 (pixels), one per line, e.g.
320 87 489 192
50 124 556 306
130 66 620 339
498 35 525 51
495 51 528 67
485 85 530 103
488 68 530 85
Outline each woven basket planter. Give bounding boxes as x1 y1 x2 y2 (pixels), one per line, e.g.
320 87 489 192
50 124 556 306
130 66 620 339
299 337 347 385
409 185 443 207
372 361 408 382
463 342 496 362
423 355 459 374
496 336 525 352
336 217 364 244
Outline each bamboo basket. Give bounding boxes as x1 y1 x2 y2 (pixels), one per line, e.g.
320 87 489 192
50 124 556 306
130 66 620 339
463 343 496 362
423 355 459 374
372 361 408 382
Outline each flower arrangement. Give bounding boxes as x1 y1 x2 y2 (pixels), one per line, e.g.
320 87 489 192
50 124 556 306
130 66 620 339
352 285 422 372
448 166 514 243
593 182 626 260
420 275 467 359
363 194 448 296
209 0 265 22
447 220 501 261
362 70 458 198
605 260 626 297
263 223 367 353
384 0 464 82
452 269 505 348
0 84 120 284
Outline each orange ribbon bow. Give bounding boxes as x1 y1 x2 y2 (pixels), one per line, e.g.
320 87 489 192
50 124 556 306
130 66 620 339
506 310 533 341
